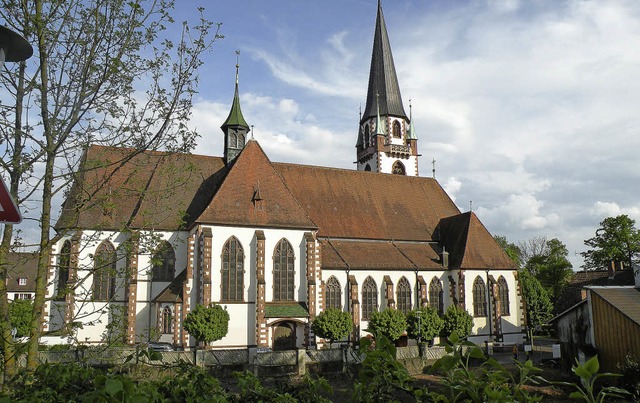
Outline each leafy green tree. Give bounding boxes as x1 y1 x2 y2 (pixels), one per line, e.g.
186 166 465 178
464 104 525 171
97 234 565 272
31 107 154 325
441 306 473 339
367 308 407 342
581 215 640 271
183 304 230 345
493 235 523 268
406 307 444 342
518 270 553 334
311 308 352 348
524 238 573 302
9 299 33 338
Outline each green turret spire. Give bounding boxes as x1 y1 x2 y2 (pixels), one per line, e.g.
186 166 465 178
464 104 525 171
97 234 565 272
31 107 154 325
221 51 250 164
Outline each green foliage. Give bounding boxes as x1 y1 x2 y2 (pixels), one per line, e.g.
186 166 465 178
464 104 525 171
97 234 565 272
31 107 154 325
525 238 573 302
311 308 353 347
156 364 227 402
4 363 99 401
518 270 553 331
233 370 296 402
494 235 523 268
183 304 230 344
367 308 407 342
619 354 640 400
9 299 33 338
441 305 473 339
405 307 444 342
427 332 545 402
352 334 414 402
581 214 640 270
555 355 631 403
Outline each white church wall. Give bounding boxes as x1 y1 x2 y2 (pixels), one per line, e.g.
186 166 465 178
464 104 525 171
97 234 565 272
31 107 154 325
209 303 253 348
378 155 417 176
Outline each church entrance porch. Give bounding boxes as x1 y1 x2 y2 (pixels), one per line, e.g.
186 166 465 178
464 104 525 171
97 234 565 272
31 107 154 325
272 322 296 351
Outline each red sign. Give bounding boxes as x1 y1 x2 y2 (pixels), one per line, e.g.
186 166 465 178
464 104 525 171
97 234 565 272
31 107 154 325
0 178 21 224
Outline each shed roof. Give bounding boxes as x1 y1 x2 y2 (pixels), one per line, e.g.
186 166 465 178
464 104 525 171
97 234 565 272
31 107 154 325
590 287 640 326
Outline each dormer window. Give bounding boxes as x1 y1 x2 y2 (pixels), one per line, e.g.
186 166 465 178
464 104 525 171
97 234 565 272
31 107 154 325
18 278 27 286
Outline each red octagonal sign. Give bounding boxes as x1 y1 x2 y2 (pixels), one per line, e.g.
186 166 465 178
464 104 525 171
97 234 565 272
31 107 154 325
0 178 21 224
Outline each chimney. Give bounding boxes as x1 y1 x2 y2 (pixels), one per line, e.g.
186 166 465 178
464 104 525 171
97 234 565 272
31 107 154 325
441 247 449 268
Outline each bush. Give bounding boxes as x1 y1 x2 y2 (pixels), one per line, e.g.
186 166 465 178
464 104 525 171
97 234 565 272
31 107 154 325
183 304 230 345
619 354 640 400
312 308 353 348
406 307 444 342
441 305 473 339
367 308 407 342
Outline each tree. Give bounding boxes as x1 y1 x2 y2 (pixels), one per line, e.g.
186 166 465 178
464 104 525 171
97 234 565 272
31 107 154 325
581 215 640 271
0 0 219 373
8 299 33 338
518 235 549 273
367 308 407 342
494 235 523 268
183 304 230 345
518 270 553 335
405 307 444 343
441 306 473 339
536 238 573 302
311 308 352 348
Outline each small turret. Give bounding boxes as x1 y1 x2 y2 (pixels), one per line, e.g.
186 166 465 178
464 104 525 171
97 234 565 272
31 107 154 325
221 51 250 164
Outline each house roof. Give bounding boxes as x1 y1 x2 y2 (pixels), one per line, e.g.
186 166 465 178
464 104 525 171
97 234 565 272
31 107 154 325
264 302 309 318
554 269 635 314
56 145 227 231
153 269 186 303
196 140 317 230
590 287 640 326
436 212 516 270
5 252 38 292
57 142 513 271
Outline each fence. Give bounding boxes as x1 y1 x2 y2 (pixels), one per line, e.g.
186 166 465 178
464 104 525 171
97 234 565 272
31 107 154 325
30 344 448 376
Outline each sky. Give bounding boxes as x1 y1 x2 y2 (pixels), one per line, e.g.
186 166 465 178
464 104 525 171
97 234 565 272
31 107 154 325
5 0 640 269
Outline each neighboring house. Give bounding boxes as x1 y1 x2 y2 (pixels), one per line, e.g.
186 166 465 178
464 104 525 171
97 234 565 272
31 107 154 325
43 2 525 350
552 285 640 373
554 263 635 315
6 252 38 301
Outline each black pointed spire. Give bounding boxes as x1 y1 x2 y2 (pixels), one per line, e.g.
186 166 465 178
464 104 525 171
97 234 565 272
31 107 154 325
361 0 407 124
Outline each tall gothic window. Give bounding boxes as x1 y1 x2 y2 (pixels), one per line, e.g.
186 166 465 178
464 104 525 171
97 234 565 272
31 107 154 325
56 240 71 300
325 276 341 310
498 276 510 315
222 236 244 301
429 277 444 315
152 241 175 282
162 306 172 334
273 239 295 301
362 276 378 321
472 276 487 317
396 277 412 314
392 161 406 175
364 124 370 146
392 120 402 138
92 241 116 301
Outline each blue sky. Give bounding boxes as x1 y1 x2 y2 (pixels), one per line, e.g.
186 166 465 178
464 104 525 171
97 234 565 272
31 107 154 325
6 0 639 269
177 0 640 268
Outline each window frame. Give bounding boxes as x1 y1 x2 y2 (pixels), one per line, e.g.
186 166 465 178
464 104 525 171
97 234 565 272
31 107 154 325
396 277 412 314
472 276 487 317
273 239 295 302
221 236 245 302
362 276 378 321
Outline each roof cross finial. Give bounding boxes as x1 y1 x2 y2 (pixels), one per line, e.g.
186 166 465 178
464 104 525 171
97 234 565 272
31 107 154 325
251 125 254 140
235 50 240 85
432 158 436 179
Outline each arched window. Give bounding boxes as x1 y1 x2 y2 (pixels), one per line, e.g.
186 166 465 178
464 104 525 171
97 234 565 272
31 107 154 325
152 241 175 282
429 277 444 315
56 240 71 300
396 277 412 313
162 306 172 334
237 133 245 147
364 124 370 146
392 120 402 138
229 131 237 148
364 164 372 171
472 276 487 317
273 239 295 301
222 236 244 301
325 276 341 310
498 276 510 315
362 276 378 321
392 161 406 175
92 241 116 301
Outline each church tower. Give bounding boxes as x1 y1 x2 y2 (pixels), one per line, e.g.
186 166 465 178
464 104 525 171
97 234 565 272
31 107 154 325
356 0 418 176
221 55 250 164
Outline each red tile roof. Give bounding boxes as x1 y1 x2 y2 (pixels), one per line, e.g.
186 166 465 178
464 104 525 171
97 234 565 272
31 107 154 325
5 252 38 293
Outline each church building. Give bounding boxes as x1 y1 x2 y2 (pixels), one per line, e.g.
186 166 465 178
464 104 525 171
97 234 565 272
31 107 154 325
45 1 525 350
